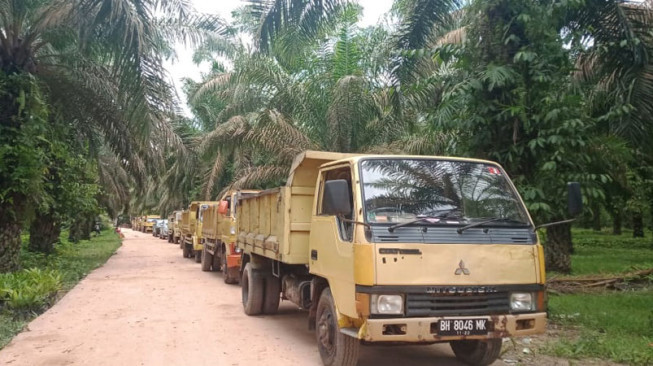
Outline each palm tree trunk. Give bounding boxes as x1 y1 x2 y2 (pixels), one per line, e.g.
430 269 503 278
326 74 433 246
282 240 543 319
28 211 60 254
68 218 83 243
0 205 22 273
612 210 622 235
632 212 644 238
81 217 93 240
591 201 601 231
545 223 572 274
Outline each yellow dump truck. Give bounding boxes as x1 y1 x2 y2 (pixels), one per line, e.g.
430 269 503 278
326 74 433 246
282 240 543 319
200 190 259 283
181 201 218 262
142 215 160 233
168 210 182 243
237 150 581 366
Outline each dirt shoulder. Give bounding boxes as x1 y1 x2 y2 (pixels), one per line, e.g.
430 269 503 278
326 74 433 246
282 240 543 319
0 229 619 366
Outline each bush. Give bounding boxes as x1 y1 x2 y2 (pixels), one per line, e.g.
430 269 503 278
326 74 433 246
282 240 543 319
0 268 62 315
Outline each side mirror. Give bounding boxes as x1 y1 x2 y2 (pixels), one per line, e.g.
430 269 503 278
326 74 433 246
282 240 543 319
322 180 352 216
218 200 229 215
568 182 582 217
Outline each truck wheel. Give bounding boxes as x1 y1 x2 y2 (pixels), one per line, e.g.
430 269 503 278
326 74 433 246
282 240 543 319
221 253 236 284
194 250 201 263
262 274 281 314
182 243 191 258
201 246 212 272
450 339 502 366
316 288 359 366
178 238 183 248
241 263 264 315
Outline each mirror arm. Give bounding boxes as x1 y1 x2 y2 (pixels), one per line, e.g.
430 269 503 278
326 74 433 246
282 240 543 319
337 214 371 228
533 218 576 232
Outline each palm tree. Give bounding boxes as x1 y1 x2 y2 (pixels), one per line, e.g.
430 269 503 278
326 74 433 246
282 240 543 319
173 4 407 201
0 0 225 271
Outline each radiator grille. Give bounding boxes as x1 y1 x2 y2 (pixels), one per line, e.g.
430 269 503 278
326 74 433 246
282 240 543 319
405 292 510 317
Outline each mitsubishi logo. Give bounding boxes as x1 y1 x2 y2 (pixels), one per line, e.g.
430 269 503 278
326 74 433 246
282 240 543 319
454 260 470 275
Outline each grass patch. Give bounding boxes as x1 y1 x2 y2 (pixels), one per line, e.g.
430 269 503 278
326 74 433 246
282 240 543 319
543 228 653 365
0 229 121 348
545 292 653 365
569 229 653 276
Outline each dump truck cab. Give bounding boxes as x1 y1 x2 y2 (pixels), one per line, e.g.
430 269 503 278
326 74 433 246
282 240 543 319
181 201 217 262
201 190 259 282
172 210 183 244
236 151 577 366
142 215 160 233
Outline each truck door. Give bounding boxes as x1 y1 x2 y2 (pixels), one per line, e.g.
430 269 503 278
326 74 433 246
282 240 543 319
309 165 357 318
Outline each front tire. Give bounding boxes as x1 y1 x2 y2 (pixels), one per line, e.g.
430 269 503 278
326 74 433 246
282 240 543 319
241 263 264 315
201 246 212 272
450 339 502 366
316 288 359 366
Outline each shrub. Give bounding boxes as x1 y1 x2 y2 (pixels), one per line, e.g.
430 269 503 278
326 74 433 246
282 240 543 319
0 268 62 315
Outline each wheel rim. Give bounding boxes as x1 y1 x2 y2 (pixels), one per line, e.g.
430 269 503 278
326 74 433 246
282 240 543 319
317 307 335 357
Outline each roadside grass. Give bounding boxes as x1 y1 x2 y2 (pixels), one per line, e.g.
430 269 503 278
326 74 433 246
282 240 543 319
0 229 121 348
569 228 653 276
543 228 653 365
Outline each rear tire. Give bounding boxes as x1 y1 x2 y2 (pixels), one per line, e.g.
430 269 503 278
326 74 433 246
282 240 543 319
450 339 502 366
201 246 212 271
262 274 281 314
316 288 359 366
241 263 264 315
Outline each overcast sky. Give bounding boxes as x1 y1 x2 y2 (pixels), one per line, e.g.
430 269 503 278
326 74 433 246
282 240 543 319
166 0 394 117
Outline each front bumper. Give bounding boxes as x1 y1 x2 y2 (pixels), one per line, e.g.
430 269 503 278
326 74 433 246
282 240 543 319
359 312 546 342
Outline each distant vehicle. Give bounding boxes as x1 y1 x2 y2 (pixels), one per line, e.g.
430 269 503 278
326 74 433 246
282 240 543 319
154 219 167 238
142 215 160 233
171 211 183 244
159 220 169 240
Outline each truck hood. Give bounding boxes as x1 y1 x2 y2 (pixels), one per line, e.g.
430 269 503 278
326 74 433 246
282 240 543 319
374 243 539 285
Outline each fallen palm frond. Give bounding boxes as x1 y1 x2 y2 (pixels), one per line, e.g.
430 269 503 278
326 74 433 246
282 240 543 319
547 267 653 293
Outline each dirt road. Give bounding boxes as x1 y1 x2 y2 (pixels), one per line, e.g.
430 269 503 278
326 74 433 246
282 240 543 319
0 229 476 366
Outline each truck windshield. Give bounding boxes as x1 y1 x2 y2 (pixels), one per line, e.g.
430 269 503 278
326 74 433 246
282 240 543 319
360 159 529 226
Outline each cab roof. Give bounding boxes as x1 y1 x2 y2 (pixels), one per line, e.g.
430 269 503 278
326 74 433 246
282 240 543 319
286 150 503 188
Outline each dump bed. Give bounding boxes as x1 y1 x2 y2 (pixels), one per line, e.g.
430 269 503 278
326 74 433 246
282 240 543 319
181 210 193 236
237 151 358 264
201 204 221 240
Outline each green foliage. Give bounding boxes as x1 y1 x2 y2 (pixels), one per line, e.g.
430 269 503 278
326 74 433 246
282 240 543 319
0 229 121 347
0 268 62 313
0 73 49 217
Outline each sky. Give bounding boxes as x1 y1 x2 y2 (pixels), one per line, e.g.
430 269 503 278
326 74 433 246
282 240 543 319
166 0 395 117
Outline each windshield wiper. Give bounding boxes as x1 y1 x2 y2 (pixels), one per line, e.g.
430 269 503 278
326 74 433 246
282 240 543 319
456 217 528 234
387 209 462 233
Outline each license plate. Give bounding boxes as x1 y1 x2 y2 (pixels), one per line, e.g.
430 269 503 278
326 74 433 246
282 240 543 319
437 318 491 336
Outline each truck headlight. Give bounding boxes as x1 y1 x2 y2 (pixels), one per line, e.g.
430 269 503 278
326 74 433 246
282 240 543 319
510 292 535 311
370 294 403 315
230 226 236 235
